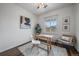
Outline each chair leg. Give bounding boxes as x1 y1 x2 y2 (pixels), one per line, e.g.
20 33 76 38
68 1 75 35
32 44 35 48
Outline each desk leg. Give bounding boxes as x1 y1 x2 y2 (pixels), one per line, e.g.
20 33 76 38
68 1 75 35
47 39 52 56
47 45 51 56
47 39 49 55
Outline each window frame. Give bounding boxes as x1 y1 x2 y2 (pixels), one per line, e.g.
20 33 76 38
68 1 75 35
44 15 58 32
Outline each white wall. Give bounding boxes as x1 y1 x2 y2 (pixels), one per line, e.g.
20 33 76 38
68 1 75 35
0 3 37 52
38 5 75 36
75 4 79 52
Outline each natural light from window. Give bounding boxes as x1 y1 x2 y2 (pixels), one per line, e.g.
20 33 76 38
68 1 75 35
45 16 57 32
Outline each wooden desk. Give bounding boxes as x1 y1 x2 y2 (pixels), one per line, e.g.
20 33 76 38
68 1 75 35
35 34 53 55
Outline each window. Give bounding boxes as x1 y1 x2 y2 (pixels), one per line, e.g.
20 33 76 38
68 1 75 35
45 16 57 32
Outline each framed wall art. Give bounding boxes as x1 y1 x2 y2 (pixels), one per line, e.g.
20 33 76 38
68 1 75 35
62 24 70 32
63 16 70 24
62 16 70 32
20 16 31 29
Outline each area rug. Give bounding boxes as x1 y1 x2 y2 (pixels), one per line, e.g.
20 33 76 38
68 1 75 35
18 42 68 56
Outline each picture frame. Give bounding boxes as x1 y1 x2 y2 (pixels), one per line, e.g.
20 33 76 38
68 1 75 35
62 24 70 32
20 16 31 29
63 16 70 24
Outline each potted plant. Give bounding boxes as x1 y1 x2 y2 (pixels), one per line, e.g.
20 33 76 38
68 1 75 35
34 24 42 35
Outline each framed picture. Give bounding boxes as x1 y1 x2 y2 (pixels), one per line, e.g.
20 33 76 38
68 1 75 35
62 24 70 32
20 16 31 29
63 16 70 24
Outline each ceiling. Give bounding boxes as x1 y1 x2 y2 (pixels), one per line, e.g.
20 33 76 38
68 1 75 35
16 3 74 16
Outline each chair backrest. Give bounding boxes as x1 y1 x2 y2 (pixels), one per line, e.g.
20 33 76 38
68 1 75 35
31 34 36 40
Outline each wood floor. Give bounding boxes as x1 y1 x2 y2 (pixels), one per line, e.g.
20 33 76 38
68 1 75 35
0 48 24 56
0 41 79 56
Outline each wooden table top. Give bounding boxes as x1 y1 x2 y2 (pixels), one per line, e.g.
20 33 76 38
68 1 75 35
35 34 53 41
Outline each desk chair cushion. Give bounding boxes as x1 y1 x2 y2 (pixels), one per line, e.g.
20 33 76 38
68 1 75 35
32 39 40 44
